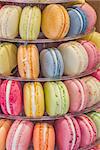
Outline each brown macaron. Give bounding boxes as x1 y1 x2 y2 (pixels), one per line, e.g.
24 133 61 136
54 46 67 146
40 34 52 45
33 123 55 150
18 44 40 79
41 4 70 40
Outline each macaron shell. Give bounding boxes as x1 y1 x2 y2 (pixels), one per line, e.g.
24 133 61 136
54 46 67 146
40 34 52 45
33 123 55 150
64 80 83 112
24 82 44 117
68 8 83 36
6 120 34 150
0 80 22 115
41 4 70 39
19 6 41 40
80 3 97 32
89 112 100 138
55 117 74 150
0 43 17 75
76 115 97 147
18 44 40 79
0 5 22 38
0 119 12 150
92 68 100 81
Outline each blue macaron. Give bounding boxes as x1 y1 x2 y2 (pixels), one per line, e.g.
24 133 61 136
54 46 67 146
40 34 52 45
67 8 84 36
75 7 88 33
67 6 88 36
40 48 64 78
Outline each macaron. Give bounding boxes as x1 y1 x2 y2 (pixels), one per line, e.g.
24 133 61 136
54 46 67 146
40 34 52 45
19 6 41 40
6 120 34 150
76 115 97 147
80 40 98 71
41 4 70 40
0 80 22 115
55 115 81 150
44 81 69 116
33 123 55 150
0 119 12 150
40 48 64 78
83 76 100 107
24 82 44 117
92 68 100 81
79 3 97 32
89 112 100 139
0 5 22 39
83 31 100 49
18 44 40 79
58 41 88 76
0 43 17 76
64 79 88 112
67 7 87 36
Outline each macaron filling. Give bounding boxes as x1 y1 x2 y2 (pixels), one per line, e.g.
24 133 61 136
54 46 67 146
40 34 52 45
6 80 12 114
31 83 36 116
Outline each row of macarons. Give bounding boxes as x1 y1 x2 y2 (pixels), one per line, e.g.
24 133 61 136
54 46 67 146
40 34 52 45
0 3 97 40
0 40 100 79
0 112 100 150
0 76 99 117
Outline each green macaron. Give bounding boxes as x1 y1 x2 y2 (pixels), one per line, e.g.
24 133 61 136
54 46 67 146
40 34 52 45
89 112 100 138
44 81 69 116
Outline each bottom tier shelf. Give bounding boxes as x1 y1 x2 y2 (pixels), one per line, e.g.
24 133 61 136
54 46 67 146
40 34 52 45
0 102 99 121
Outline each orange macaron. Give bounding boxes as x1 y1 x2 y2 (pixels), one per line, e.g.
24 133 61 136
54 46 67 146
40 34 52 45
18 44 40 79
41 4 70 40
0 119 12 150
33 123 55 150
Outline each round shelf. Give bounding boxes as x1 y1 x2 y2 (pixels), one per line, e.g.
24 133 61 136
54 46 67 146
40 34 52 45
0 69 96 82
0 31 93 44
0 0 78 4
0 102 99 121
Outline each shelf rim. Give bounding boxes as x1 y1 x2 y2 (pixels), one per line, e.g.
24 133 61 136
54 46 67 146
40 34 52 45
0 102 99 121
0 0 79 4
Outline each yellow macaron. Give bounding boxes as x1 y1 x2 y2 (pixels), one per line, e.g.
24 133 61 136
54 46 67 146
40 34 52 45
24 82 44 117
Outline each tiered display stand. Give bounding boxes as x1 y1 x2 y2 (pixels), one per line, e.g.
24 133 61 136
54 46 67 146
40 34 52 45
0 0 100 149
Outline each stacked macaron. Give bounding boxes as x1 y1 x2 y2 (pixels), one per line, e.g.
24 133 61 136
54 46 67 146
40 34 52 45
55 114 97 149
0 43 17 76
0 3 97 40
0 80 22 115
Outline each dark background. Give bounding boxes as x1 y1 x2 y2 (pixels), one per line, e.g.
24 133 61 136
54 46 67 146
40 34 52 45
88 1 100 32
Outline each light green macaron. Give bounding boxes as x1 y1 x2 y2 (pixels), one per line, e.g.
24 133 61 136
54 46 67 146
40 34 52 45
89 112 100 138
44 81 70 116
19 6 41 40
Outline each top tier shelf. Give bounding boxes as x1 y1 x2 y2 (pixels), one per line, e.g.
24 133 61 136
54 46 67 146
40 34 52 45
0 0 77 4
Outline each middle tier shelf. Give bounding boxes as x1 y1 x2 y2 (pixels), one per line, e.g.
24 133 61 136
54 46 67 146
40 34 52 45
0 69 96 82
0 102 99 121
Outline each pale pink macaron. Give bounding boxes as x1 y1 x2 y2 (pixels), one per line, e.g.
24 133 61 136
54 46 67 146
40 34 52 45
6 120 34 150
76 115 97 147
0 80 22 115
64 79 89 112
80 40 98 71
80 3 97 32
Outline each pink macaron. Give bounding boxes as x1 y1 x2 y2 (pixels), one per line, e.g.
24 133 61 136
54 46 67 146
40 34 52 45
80 3 97 32
92 68 100 81
80 40 98 71
76 115 97 147
64 79 89 112
0 80 22 115
6 120 34 150
55 115 81 150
